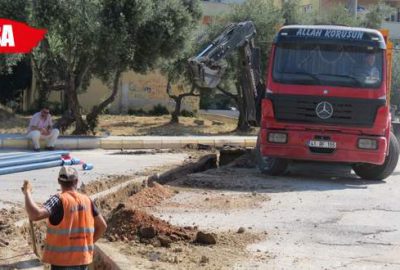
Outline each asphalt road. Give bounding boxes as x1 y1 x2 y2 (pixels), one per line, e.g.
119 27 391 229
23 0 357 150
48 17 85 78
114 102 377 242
154 161 400 270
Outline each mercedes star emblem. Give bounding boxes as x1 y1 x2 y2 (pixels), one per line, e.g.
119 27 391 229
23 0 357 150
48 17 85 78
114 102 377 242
316 101 333 119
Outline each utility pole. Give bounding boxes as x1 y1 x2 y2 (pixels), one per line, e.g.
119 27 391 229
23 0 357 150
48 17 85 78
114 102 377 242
348 0 358 18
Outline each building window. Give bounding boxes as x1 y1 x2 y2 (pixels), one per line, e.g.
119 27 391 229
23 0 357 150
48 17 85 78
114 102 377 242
302 4 312 13
386 8 400 22
397 8 400 22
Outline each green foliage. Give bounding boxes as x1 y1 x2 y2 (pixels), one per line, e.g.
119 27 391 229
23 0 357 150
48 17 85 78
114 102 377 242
301 1 393 29
131 0 202 73
127 108 147 116
215 94 235 110
281 0 301 25
309 3 360 26
160 38 198 86
148 104 169 116
362 2 394 29
40 101 63 115
180 109 195 117
228 0 283 76
0 0 27 75
0 0 202 133
0 0 27 22
0 59 31 105
199 88 214 109
157 2 202 123
392 49 400 105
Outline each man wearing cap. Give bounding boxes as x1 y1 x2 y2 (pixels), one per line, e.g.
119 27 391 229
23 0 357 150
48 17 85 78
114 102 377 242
22 167 107 270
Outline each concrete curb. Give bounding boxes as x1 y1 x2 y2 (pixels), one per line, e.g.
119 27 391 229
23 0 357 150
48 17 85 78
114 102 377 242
94 243 132 270
0 136 257 150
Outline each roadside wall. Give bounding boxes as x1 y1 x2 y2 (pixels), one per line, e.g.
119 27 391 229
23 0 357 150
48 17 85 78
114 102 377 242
47 70 199 114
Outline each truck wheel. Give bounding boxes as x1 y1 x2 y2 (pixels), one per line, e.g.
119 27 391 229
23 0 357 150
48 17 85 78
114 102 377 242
352 132 400 180
256 135 289 176
392 123 400 143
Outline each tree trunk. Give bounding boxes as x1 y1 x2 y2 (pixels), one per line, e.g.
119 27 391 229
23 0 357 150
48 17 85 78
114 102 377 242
30 57 48 110
36 80 49 109
235 49 252 132
167 82 199 124
170 96 182 124
65 74 88 135
86 70 121 133
216 85 248 130
235 82 251 132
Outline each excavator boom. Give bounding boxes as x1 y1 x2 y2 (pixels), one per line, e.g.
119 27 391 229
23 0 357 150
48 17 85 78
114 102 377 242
188 21 261 125
189 21 257 89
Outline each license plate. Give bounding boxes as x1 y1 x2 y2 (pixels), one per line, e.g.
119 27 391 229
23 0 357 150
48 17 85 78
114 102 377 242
308 140 336 149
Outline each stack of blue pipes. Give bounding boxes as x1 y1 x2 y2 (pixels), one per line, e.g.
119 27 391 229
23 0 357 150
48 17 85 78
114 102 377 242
0 151 69 175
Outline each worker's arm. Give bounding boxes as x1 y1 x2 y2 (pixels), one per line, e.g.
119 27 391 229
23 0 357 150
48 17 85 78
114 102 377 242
93 214 107 243
22 181 50 221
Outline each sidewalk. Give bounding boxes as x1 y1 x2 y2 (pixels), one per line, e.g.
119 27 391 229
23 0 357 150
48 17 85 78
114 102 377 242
0 149 189 209
0 134 257 150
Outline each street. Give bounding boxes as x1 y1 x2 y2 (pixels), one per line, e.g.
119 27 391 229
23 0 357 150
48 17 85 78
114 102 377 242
149 160 400 269
1 151 400 269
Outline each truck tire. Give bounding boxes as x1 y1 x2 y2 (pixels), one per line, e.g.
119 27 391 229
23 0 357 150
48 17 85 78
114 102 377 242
352 132 400 180
392 122 400 143
256 135 289 176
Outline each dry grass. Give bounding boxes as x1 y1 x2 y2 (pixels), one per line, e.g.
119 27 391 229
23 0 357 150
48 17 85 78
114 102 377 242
0 113 258 136
0 114 30 134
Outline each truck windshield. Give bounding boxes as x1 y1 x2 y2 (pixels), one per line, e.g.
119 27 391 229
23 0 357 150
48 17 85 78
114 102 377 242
273 43 383 88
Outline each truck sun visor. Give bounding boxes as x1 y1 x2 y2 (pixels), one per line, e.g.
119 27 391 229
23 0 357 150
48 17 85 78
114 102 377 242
275 25 386 49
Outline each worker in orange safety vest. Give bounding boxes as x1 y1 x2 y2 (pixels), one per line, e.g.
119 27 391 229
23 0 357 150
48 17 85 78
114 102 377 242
22 166 107 270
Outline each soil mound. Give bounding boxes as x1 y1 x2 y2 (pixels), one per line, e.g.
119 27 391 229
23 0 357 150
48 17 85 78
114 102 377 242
125 182 175 209
0 208 24 243
106 207 196 245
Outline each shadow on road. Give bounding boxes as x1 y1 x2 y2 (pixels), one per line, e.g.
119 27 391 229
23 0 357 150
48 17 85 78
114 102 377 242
168 161 385 194
0 258 41 269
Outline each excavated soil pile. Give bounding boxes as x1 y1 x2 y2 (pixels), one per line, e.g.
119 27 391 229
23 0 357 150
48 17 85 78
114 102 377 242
0 208 24 238
106 207 196 247
106 183 195 247
125 182 175 209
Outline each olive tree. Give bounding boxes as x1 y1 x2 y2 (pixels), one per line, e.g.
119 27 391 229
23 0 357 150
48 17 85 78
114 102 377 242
203 0 283 131
0 0 202 134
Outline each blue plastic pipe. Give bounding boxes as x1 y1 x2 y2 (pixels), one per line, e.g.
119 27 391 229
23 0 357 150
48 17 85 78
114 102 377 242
0 154 64 169
0 160 63 175
0 151 69 161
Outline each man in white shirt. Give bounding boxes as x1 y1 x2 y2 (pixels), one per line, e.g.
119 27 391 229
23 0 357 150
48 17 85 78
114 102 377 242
27 108 60 151
364 53 380 80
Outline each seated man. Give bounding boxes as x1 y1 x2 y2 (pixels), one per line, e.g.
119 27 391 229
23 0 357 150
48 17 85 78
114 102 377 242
27 107 60 151
354 53 380 84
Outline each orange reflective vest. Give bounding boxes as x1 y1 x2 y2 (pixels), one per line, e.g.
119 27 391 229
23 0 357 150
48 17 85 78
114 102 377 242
42 191 95 266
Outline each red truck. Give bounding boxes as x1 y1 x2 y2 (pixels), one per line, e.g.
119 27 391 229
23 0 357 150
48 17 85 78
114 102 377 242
190 23 399 180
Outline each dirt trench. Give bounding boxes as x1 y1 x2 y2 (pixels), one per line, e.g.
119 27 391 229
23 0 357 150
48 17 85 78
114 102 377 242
0 148 262 269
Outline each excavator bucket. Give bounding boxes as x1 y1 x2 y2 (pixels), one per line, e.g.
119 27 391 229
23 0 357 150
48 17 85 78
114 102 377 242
188 57 226 89
189 21 256 89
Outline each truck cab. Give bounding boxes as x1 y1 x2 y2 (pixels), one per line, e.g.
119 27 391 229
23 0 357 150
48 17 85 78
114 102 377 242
258 25 399 180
